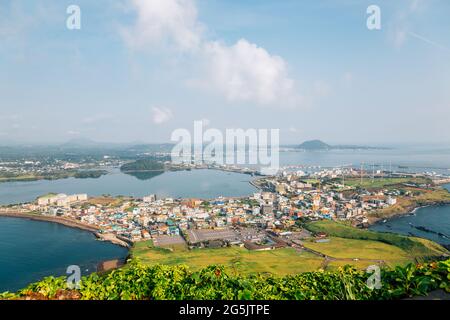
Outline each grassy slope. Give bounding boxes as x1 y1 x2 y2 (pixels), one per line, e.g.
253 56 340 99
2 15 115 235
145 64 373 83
302 237 411 266
342 177 430 189
131 224 445 275
305 220 449 260
132 241 324 275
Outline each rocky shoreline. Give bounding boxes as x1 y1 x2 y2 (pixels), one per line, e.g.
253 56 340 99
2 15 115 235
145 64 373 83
367 200 450 226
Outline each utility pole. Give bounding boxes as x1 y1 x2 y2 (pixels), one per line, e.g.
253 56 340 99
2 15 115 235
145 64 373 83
360 162 364 185
372 163 375 183
389 161 392 178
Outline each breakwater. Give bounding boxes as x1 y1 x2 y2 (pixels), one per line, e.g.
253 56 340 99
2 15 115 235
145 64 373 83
0 211 98 232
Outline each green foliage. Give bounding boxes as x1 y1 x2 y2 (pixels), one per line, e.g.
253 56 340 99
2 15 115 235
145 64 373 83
73 170 108 179
4 259 449 300
19 276 68 299
379 259 450 298
305 220 448 258
0 292 18 299
120 158 165 172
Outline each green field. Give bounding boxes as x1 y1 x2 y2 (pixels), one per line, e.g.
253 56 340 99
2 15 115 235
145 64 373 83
130 219 449 276
341 177 430 189
302 237 411 267
305 220 449 259
131 228 445 275
132 241 324 275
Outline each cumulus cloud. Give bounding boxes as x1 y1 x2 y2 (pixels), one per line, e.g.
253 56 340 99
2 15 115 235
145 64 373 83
151 107 173 124
122 0 202 51
123 0 298 106
202 40 295 105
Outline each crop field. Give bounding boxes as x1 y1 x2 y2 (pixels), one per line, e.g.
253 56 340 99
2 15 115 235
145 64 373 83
130 221 449 276
302 237 411 266
131 235 420 275
305 220 449 259
132 241 326 275
342 177 430 189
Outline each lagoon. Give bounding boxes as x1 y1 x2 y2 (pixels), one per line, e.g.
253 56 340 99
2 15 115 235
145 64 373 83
0 169 257 205
0 217 128 292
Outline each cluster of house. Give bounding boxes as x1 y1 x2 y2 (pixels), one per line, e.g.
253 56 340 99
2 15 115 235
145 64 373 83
265 171 402 226
0 158 121 178
23 167 406 243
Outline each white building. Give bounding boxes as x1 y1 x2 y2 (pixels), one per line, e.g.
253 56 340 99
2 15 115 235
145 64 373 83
37 193 87 207
143 194 157 203
387 197 397 205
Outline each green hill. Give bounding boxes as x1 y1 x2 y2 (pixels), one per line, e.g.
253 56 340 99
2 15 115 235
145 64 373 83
298 140 331 150
120 158 165 172
304 220 449 260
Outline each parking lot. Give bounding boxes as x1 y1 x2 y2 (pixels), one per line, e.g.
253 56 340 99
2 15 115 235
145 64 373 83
187 228 239 243
152 235 186 247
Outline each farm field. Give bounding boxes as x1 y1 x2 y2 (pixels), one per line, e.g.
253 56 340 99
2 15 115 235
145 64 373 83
342 177 430 189
132 241 325 275
305 220 449 259
130 220 449 276
131 236 423 275
302 237 411 266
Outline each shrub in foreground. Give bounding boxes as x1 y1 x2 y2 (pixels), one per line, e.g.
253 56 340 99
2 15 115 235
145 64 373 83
1 259 449 300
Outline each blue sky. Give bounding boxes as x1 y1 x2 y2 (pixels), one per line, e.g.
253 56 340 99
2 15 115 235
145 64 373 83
1 0 449 145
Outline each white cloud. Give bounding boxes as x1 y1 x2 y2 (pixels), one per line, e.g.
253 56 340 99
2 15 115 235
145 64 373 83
123 0 298 106
202 39 295 105
389 0 427 49
151 107 173 124
122 0 202 51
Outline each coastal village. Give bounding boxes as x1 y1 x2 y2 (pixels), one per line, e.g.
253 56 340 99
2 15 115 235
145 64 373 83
3 167 446 251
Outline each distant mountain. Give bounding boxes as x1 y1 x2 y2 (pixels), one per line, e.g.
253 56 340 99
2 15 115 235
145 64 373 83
296 140 389 151
59 139 175 153
298 140 331 150
61 138 101 148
